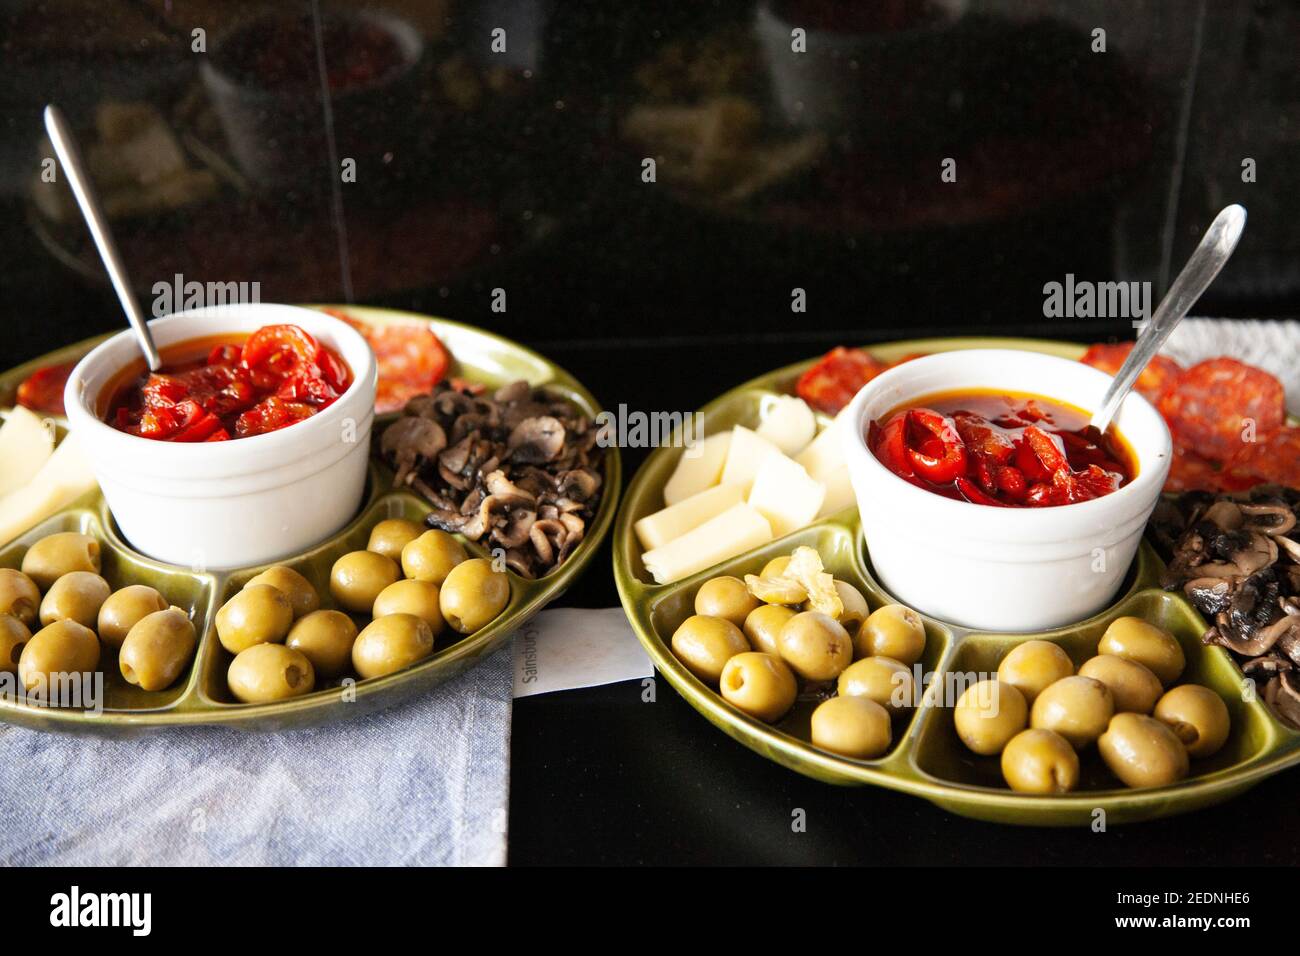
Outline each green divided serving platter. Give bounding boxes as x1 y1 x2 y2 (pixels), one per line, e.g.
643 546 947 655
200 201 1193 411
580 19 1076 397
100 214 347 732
614 336 1300 826
0 306 619 734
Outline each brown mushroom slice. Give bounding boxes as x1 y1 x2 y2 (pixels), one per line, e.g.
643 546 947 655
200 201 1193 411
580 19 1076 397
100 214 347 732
494 380 532 405
1270 671 1300 728
1277 536 1300 563
493 509 537 549
1242 653 1290 677
1183 577 1234 616
484 469 537 504
381 417 448 486
1204 500 1244 531
557 468 601 502
1239 501 1297 537
557 513 586 563
1207 615 1300 657
507 416 566 464
1192 532 1278 581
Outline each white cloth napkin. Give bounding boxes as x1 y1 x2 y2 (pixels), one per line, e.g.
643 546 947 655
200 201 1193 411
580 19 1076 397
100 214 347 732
0 642 513 867
0 604 652 867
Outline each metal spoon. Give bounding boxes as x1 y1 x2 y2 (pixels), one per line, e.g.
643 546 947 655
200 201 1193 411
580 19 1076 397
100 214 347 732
44 104 162 371
1089 204 1247 433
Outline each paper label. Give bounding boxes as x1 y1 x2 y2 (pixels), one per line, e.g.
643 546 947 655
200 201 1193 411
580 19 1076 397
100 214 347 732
512 607 652 698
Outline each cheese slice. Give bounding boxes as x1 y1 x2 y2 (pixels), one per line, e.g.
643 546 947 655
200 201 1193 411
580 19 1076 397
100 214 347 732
641 503 772 585
756 395 817 456
663 430 731 506
635 483 745 551
0 407 54 499
0 432 97 547
718 425 782 496
795 421 856 518
746 453 825 538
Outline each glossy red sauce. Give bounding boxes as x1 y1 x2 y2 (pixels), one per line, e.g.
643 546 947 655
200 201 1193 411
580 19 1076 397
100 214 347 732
868 390 1136 507
104 325 351 442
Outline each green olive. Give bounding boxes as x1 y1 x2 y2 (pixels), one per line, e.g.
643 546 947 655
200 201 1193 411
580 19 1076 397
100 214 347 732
18 619 100 696
0 569 40 627
97 585 168 649
367 518 425 562
215 583 293 654
285 610 358 679
119 607 197 691
373 579 445 636
671 615 749 685
954 679 1028 756
1001 728 1080 794
778 611 853 681
329 550 400 614
1098 616 1185 686
0 613 31 674
719 652 797 723
352 613 435 679
829 580 870 633
38 572 111 630
1098 712 1189 788
1078 655 1163 715
855 604 925 664
837 656 914 714
810 696 892 759
760 555 791 578
401 530 466 585
997 640 1074 705
20 532 101 591
695 576 760 627
244 566 319 619
742 604 796 656
1153 684 1230 759
1030 675 1115 749
227 643 315 703
439 558 510 634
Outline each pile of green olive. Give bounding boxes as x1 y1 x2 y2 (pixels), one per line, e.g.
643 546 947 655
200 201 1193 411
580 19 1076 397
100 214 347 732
953 616 1230 793
669 547 926 760
217 518 510 704
0 532 196 698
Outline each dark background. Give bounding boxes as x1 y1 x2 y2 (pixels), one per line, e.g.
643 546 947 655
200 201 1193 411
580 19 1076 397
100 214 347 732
2 0 1298 864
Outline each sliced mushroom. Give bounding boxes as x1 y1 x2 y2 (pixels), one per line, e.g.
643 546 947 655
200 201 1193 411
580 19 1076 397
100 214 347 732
1183 577 1234 616
484 469 537 504
493 509 537 549
1203 500 1244 531
381 417 447 486
1240 501 1297 537
382 379 604 576
1271 671 1300 728
1207 614 1300 657
507 416 566 463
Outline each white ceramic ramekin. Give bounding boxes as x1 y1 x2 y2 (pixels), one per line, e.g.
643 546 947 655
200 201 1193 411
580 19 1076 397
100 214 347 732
64 304 377 569
839 349 1171 631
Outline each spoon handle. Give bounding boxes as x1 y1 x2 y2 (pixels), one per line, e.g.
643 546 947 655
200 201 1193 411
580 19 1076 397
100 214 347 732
44 104 162 371
1089 204 1247 434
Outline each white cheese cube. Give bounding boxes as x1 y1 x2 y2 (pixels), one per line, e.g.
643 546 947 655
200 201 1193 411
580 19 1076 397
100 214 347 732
663 429 731 506
756 394 817 456
795 419 856 518
746 453 825 538
0 406 54 499
641 503 773 585
719 425 782 496
0 432 97 546
635 483 745 551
